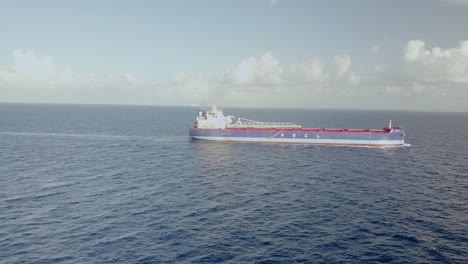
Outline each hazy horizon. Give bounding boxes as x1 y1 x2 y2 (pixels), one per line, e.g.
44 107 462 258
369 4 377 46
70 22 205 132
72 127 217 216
3 101 468 114
1 0 468 112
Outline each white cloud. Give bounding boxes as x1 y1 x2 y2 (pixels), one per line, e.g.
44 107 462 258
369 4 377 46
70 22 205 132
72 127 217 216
371 45 380 54
0 50 74 86
374 65 385 73
0 50 149 90
404 40 468 84
384 82 427 96
11 50 54 81
411 82 426 93
347 71 360 86
385 85 404 95
289 59 326 83
354 39 468 110
0 69 18 83
332 54 351 77
223 52 359 94
404 40 428 61
216 52 363 107
0 49 163 105
224 52 283 86
170 71 213 101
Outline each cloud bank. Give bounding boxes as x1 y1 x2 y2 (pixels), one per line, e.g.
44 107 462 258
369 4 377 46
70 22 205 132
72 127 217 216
404 40 468 84
0 50 157 104
1 40 467 111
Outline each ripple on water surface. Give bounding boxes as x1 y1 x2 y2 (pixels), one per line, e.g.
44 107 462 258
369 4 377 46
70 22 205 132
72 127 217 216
0 104 467 263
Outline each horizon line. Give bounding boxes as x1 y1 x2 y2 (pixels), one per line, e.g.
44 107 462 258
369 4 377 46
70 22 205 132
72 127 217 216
1 101 467 114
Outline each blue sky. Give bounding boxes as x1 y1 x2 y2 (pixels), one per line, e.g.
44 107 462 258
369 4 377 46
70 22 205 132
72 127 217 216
1 0 467 111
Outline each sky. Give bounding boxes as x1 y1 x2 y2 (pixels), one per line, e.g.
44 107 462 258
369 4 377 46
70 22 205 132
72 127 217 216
0 0 467 111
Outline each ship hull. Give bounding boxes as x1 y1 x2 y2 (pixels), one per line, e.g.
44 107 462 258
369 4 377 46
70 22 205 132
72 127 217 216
189 128 405 146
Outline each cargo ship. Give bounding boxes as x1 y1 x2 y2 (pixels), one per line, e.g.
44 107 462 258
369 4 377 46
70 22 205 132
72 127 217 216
189 106 405 147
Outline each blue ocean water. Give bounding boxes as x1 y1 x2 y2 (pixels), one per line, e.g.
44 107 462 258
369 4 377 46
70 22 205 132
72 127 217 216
0 103 467 263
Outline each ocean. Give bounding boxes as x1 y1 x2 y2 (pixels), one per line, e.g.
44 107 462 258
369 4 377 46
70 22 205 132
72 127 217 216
0 103 467 263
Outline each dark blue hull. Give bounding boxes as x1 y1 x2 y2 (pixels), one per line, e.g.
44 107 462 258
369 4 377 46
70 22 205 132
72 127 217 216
189 128 405 146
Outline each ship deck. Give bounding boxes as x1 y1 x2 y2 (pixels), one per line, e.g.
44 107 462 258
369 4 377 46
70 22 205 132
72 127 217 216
223 127 393 133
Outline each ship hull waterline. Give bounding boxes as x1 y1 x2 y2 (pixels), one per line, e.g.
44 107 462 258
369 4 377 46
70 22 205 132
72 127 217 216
189 128 405 147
